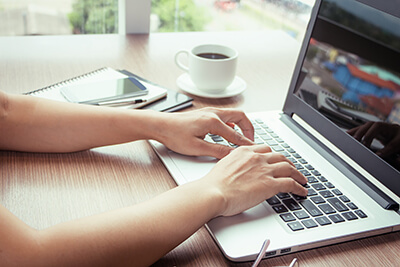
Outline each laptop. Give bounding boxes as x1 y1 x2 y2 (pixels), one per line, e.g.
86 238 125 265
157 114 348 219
151 0 400 261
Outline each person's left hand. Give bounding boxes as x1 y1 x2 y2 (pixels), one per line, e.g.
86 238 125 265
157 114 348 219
157 107 255 159
347 121 400 159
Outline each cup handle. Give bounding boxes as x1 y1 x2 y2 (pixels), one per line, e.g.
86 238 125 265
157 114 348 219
175 50 189 71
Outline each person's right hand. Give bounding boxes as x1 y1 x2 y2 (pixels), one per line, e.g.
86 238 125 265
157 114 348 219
201 145 308 217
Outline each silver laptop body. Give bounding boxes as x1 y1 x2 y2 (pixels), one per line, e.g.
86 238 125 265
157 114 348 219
151 0 400 261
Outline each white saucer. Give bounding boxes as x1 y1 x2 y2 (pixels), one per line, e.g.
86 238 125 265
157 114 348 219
176 73 246 99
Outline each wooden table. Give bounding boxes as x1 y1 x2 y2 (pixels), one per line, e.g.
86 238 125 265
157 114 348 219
1 32 399 266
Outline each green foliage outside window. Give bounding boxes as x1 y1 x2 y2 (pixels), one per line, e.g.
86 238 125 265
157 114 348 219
68 0 118 34
68 0 208 34
152 0 210 32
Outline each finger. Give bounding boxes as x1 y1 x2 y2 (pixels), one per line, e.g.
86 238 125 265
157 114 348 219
362 123 381 147
270 161 307 185
377 138 400 158
347 127 359 136
247 144 272 153
210 122 254 147
264 152 295 167
235 118 254 142
226 122 235 128
274 178 308 196
353 121 373 142
194 139 234 159
214 109 255 141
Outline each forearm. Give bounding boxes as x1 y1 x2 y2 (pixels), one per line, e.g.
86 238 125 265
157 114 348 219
6 180 223 267
0 93 166 152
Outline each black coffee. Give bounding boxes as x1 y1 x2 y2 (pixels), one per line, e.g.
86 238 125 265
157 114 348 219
197 53 229 60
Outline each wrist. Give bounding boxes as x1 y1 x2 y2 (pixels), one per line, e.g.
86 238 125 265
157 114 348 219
125 109 170 141
190 178 227 219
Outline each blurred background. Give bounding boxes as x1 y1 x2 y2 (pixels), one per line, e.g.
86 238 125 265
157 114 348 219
0 0 314 41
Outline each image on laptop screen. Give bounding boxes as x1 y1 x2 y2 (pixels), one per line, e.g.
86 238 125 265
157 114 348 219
293 0 400 174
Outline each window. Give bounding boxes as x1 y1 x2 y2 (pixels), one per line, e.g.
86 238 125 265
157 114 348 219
151 0 315 41
0 0 314 40
0 0 120 35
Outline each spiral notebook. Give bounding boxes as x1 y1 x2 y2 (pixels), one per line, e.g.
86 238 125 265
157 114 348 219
26 67 193 111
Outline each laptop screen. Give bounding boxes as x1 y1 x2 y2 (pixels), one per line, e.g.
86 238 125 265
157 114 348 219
284 0 400 196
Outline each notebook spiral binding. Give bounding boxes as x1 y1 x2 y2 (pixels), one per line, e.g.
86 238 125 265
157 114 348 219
24 67 109 96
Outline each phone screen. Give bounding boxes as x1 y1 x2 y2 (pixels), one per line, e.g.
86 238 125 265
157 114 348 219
60 77 148 104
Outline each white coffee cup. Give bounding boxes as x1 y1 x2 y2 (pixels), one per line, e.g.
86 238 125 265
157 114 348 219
175 44 238 92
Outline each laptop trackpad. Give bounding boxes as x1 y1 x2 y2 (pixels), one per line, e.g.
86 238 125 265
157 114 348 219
166 150 218 183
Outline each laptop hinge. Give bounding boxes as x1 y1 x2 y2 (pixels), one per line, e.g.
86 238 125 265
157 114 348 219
281 113 399 211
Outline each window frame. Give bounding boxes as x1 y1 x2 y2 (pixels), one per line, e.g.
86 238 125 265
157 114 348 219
119 0 151 34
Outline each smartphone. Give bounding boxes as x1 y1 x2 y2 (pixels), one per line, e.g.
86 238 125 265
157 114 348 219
60 76 148 104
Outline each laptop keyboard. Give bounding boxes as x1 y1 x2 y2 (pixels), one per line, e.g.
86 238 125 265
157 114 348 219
208 118 368 232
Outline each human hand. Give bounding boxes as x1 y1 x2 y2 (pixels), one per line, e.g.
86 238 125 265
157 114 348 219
158 107 255 159
201 145 308 217
347 121 400 158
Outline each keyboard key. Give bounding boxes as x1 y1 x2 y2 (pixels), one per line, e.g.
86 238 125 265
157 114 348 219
260 135 273 141
295 163 304 170
332 189 343 195
312 170 321 176
354 210 368 218
293 194 307 200
307 176 319 183
280 213 296 222
317 176 328 182
255 129 267 135
287 148 296 153
254 138 265 144
287 157 297 163
277 192 291 199
315 216 332 226
281 143 290 148
324 182 335 188
294 210 309 219
327 198 349 212
311 183 326 191
339 195 350 202
320 190 334 198
298 158 308 164
281 151 291 157
270 133 279 138
282 198 302 211
342 211 358 221
302 219 318 229
307 188 318 196
347 202 358 210
266 140 278 146
272 205 288 213
305 164 314 170
287 221 304 231
300 170 311 176
319 204 336 214
328 214 345 223
211 135 224 142
272 146 285 152
266 196 280 205
310 196 326 204
300 199 323 217
292 153 302 158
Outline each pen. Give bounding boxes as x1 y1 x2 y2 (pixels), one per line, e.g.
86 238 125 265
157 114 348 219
94 98 147 106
